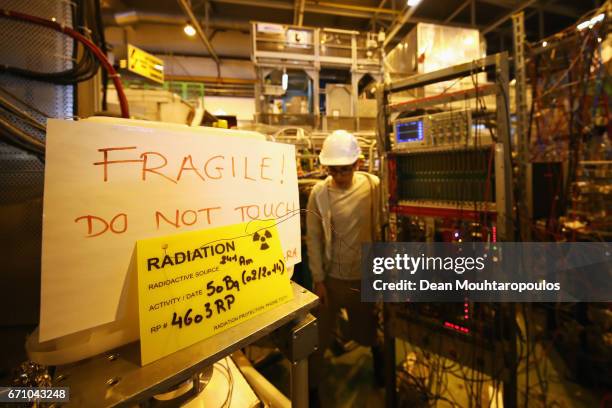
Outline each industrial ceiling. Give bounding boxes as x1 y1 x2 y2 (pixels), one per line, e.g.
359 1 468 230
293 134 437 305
102 0 595 57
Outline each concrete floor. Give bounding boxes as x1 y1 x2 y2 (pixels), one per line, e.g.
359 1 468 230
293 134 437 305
256 344 384 408
317 346 385 408
0 325 604 407
256 336 604 408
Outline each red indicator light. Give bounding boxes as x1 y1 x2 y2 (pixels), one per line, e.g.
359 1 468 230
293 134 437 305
444 321 470 334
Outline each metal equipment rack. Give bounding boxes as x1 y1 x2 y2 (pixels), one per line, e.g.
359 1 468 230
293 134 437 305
378 53 518 408
379 52 514 241
251 22 382 132
53 282 318 408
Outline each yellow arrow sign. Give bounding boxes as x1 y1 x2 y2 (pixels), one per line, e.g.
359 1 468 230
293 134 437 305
127 44 164 84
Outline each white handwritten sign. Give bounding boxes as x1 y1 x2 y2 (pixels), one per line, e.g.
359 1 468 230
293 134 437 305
40 118 300 342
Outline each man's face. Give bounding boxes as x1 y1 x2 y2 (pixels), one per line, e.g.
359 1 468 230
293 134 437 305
327 162 357 189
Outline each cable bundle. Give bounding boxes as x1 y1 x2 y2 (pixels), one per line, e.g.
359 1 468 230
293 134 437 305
0 8 128 118
0 3 129 157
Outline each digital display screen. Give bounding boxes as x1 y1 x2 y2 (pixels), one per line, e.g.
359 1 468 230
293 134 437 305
396 120 424 143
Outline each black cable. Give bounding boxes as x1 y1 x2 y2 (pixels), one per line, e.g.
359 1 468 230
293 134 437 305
562 31 598 224
93 0 108 111
495 76 522 240
0 132 43 156
0 40 100 85
0 116 45 155
0 82 47 161
0 3 101 85
0 116 44 147
214 358 234 408
72 0 84 116
0 85 50 119
0 96 46 132
398 353 461 407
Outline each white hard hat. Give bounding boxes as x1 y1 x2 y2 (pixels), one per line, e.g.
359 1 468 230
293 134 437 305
319 130 361 166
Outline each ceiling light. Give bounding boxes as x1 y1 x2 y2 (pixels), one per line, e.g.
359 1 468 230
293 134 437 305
542 41 548 47
577 21 590 30
577 13 604 31
282 68 288 91
184 24 196 37
591 13 605 25
407 0 421 6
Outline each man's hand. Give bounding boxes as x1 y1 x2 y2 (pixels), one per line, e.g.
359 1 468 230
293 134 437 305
314 281 327 306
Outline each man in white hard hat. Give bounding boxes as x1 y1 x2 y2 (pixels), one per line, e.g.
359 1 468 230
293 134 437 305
306 129 383 402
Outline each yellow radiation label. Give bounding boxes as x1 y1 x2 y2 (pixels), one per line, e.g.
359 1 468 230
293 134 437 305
136 220 293 365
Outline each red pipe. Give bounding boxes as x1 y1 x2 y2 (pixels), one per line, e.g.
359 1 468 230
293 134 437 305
0 9 130 118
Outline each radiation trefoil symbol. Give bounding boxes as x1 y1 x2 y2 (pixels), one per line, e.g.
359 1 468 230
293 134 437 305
253 230 273 250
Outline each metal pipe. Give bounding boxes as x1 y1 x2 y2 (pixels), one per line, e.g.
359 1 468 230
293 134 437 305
210 0 477 26
111 11 251 32
383 2 423 48
176 0 221 75
231 351 291 408
470 0 476 26
479 0 580 18
445 0 471 23
291 359 309 408
369 0 388 29
165 75 256 84
482 0 537 35
114 10 182 26
314 1 399 15
294 0 306 26
210 0 396 21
